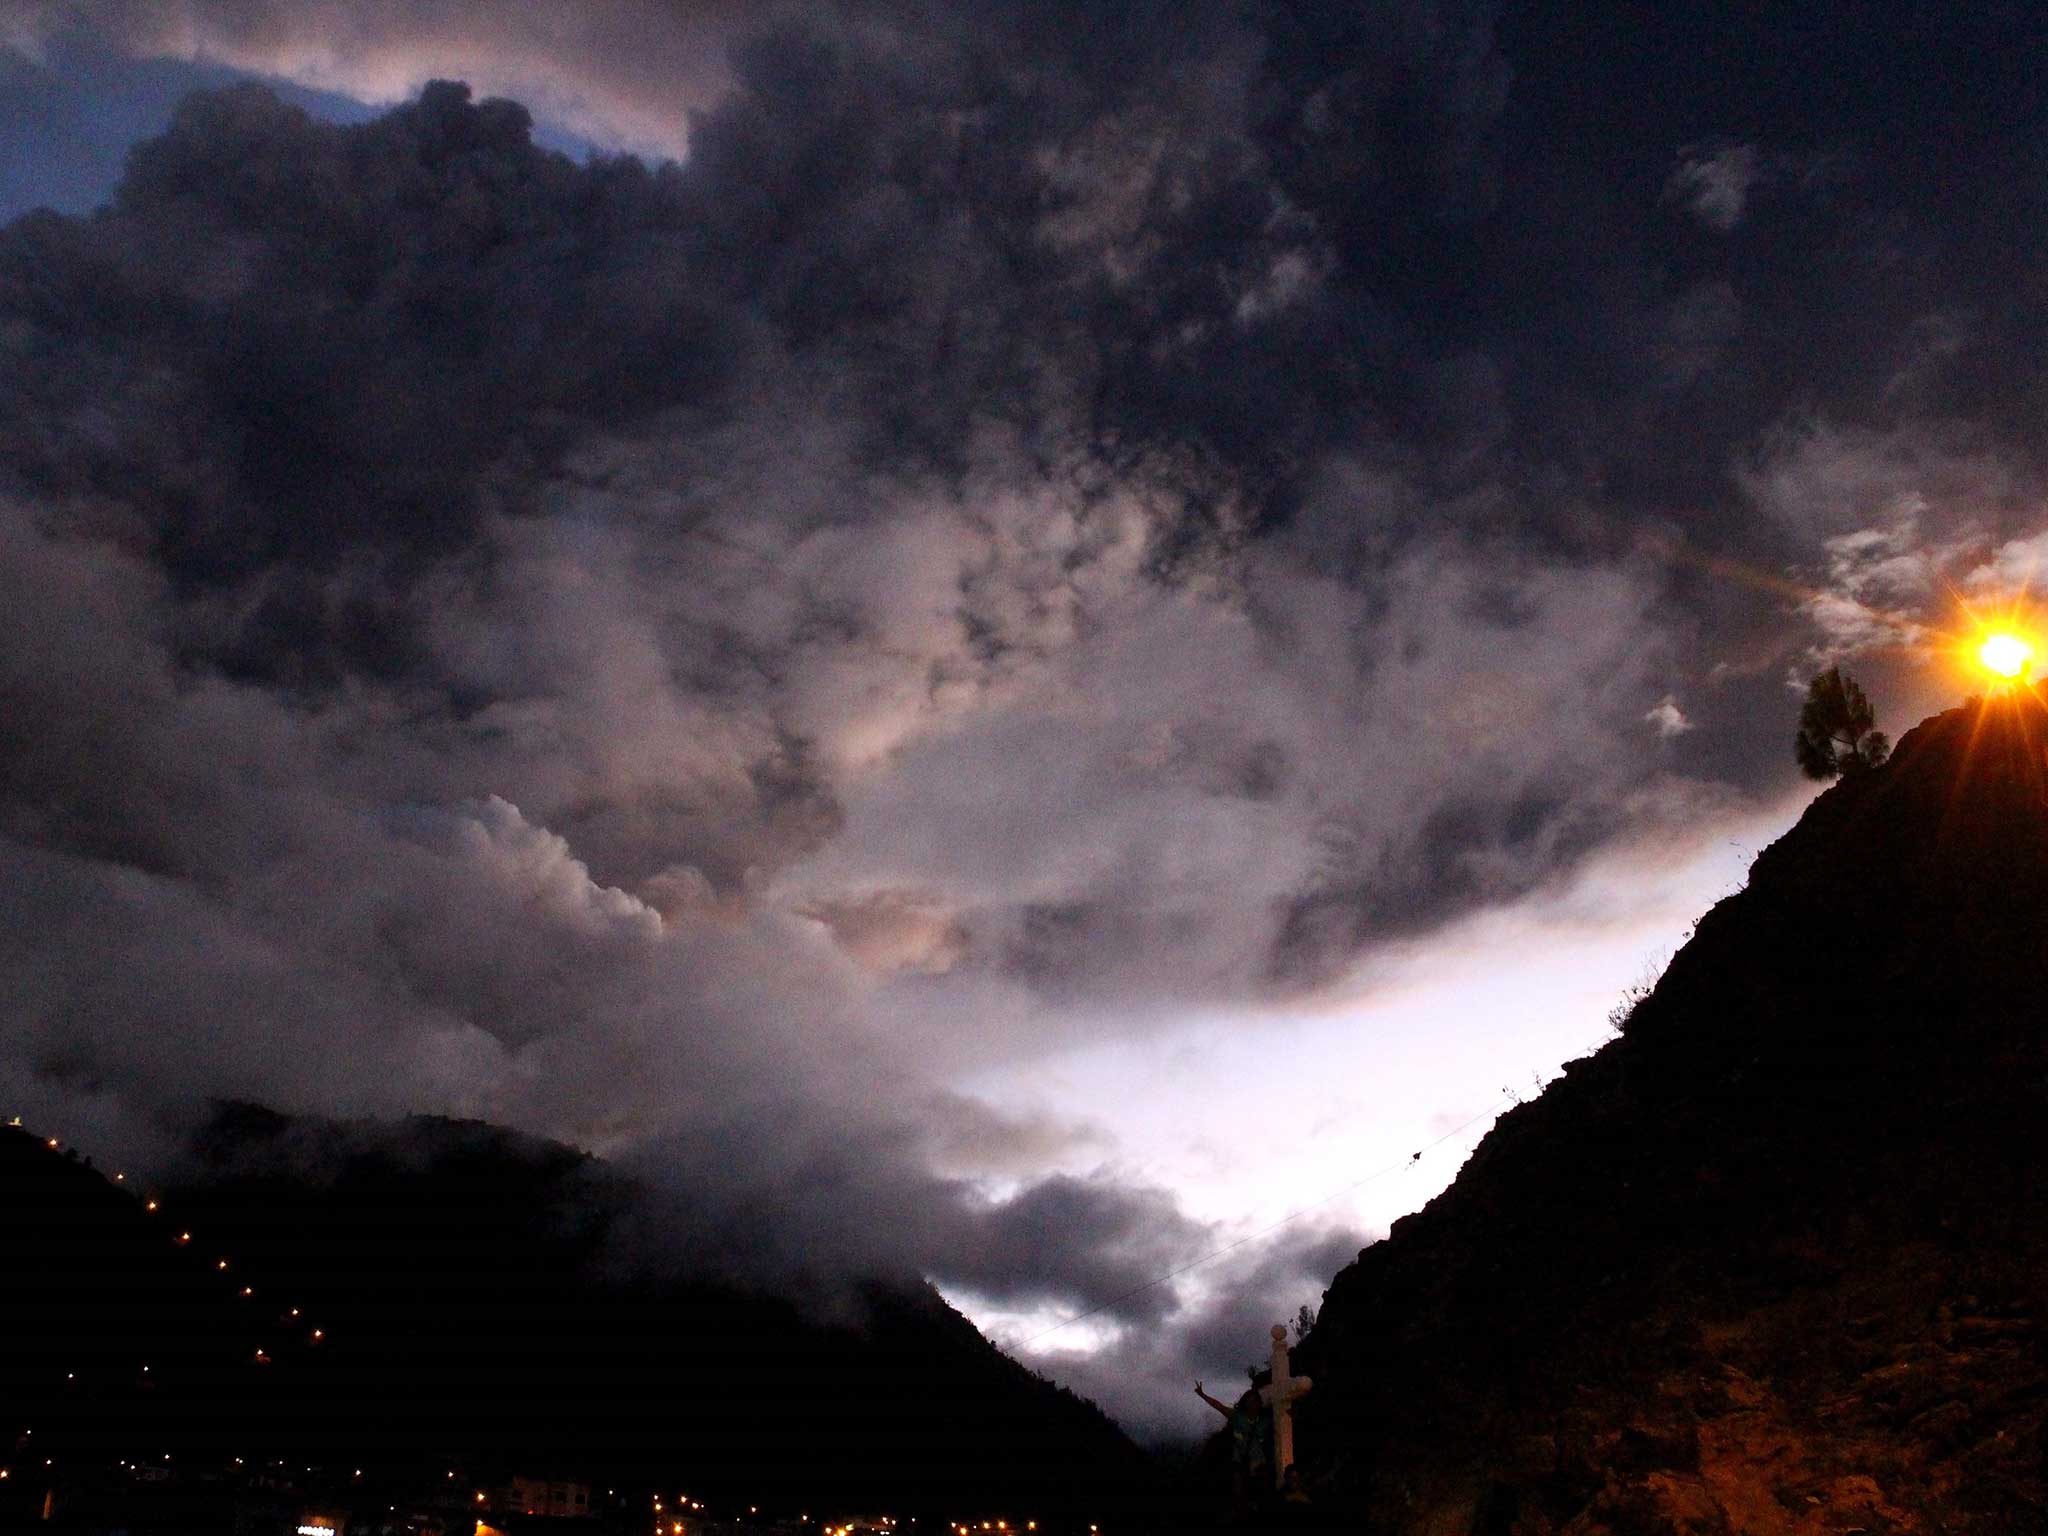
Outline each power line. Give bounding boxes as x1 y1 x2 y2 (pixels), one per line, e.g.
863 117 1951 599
1019 1097 1513 1346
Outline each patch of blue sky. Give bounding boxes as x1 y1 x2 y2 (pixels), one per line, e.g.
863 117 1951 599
0 28 615 225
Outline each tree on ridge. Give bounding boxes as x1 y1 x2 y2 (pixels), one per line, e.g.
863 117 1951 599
1795 666 1889 780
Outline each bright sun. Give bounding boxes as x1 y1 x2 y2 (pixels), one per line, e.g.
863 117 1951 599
1978 632 2034 680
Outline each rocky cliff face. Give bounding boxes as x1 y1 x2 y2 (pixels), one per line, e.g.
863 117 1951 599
1292 689 2048 1534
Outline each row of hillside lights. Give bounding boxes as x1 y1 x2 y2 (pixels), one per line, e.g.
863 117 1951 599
11 1449 323 1486
650 1509 1068 1536
654 1497 791 1518
16 1120 1111 1533
15 1123 328 1375
653 1503 815 1535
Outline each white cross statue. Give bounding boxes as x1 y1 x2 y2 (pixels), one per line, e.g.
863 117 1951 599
1260 1323 1312 1487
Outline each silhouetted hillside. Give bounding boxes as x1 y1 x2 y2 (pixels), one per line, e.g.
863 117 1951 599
1291 687 2048 1533
2 1104 1153 1528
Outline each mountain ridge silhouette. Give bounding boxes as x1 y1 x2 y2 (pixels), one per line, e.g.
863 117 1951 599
1289 688 2048 1534
1 1102 1155 1528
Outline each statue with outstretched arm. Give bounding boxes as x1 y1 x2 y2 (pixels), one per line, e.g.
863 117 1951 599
1195 1379 1271 1500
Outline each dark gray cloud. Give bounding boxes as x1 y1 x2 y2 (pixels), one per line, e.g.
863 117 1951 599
2 0 2045 1431
1020 1221 1368 1442
600 1105 1217 1334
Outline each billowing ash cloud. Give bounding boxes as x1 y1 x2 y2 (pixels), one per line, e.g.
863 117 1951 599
1 0 748 152
2 0 2045 1430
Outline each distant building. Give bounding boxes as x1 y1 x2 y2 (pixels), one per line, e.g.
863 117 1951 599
499 1476 592 1518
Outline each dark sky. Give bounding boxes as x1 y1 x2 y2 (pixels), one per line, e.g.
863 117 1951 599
0 0 2043 1433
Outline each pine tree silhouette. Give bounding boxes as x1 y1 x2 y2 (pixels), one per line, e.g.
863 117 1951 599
1795 666 1889 780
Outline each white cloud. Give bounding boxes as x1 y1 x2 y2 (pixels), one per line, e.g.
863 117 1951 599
1737 420 2036 665
1665 143 1759 232
1645 696 1692 737
1965 528 2048 597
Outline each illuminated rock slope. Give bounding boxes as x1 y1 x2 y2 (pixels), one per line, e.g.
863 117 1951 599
1293 688 2048 1534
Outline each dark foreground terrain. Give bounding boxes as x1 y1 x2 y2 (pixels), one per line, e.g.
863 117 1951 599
1289 689 2048 1533
1 1106 1153 1531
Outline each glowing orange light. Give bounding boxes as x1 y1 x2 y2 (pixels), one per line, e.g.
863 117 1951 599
1979 632 2033 679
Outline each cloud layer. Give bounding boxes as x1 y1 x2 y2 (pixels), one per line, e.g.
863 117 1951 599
2 0 2045 1430
3 0 747 152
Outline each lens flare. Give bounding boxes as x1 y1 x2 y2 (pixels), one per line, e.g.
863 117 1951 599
1978 632 2033 679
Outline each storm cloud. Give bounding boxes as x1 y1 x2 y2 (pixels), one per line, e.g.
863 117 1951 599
1 0 747 152
2 0 2045 1430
